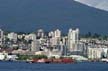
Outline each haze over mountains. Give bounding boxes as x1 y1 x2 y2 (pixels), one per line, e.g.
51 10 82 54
0 0 108 34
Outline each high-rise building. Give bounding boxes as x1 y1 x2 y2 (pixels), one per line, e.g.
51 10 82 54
50 29 61 46
54 29 61 38
0 29 3 46
37 29 44 38
31 40 40 52
67 28 79 52
48 31 54 38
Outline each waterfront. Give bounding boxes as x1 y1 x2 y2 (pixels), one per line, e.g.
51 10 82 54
0 61 108 71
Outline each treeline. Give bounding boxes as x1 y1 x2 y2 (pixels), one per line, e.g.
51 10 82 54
80 32 108 40
17 55 48 60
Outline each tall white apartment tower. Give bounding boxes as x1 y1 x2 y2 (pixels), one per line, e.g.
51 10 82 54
49 29 61 46
68 28 79 52
53 29 61 45
0 29 3 46
54 29 61 38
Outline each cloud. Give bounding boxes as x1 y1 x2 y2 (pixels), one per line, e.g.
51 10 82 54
74 0 108 11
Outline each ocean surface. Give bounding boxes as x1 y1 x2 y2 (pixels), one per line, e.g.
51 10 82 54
0 0 108 34
0 61 108 71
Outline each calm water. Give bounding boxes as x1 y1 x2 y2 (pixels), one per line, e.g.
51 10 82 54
0 61 108 71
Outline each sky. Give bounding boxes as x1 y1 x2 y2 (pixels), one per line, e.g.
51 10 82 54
74 0 108 11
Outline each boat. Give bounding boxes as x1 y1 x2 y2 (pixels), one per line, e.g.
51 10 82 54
27 58 75 64
101 59 108 62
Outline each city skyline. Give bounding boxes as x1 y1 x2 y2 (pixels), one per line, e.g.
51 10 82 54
0 27 108 61
0 0 108 71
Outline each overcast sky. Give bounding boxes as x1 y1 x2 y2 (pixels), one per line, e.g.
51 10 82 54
74 0 108 11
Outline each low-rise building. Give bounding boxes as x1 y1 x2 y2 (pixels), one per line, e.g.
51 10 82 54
25 33 36 41
8 32 18 41
88 48 103 60
31 40 40 52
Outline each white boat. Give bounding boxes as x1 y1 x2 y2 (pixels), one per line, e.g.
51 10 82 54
101 59 108 62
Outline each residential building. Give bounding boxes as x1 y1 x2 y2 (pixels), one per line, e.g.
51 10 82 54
37 29 44 38
88 47 103 59
0 29 3 46
48 31 54 38
54 29 61 38
52 29 61 46
67 28 79 52
25 33 36 41
8 32 17 41
31 40 40 52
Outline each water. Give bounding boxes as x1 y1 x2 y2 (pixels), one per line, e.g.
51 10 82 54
0 61 108 71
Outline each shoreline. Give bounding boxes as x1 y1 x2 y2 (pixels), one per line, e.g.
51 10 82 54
0 60 107 64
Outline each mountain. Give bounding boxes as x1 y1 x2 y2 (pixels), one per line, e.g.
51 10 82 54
0 0 108 34
74 0 108 11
